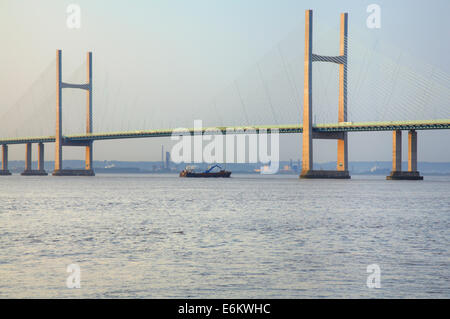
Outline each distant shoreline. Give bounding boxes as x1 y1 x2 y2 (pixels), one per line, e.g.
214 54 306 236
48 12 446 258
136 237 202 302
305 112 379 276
5 160 450 176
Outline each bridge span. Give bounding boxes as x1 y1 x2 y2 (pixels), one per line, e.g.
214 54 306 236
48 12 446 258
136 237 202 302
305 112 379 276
1 119 450 145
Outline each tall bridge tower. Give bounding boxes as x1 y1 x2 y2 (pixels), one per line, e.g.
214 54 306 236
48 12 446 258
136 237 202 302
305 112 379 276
300 10 350 179
53 50 95 176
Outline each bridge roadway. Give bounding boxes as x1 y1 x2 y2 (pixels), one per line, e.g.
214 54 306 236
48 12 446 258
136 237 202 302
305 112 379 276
1 119 449 145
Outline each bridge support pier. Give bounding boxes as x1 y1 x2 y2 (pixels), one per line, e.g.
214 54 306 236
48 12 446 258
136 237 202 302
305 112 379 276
21 142 48 176
299 10 350 179
38 142 45 172
0 144 12 175
387 130 423 180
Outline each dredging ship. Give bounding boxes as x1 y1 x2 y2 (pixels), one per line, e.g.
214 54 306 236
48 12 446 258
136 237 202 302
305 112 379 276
179 165 231 178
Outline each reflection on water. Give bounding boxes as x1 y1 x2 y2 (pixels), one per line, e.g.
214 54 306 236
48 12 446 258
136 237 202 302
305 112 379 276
0 174 449 298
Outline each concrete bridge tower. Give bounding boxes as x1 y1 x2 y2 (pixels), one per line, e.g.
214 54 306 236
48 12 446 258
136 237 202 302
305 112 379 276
53 50 95 176
300 10 350 179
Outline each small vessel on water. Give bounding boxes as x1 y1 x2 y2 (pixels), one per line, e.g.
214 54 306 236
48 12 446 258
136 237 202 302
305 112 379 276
179 164 231 178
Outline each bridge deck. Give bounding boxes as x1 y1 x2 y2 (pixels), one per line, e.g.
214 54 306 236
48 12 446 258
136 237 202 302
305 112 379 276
1 119 449 145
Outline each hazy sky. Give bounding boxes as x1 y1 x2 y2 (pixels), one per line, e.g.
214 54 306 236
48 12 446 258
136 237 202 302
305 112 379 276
0 0 449 163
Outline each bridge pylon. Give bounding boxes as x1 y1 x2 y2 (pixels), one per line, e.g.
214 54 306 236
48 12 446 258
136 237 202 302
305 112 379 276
52 50 95 176
300 10 351 179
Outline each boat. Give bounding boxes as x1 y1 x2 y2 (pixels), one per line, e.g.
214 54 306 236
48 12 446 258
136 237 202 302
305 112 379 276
179 164 231 178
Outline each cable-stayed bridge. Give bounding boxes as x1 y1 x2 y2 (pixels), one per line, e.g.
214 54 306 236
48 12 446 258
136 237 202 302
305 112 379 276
1 10 449 179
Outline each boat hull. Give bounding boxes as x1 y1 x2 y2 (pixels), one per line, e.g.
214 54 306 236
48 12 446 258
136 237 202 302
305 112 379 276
179 170 231 178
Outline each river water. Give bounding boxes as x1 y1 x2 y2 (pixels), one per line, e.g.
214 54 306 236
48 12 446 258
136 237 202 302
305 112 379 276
0 174 448 298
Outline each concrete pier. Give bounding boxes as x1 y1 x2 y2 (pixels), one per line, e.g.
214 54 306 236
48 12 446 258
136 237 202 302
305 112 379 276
408 130 418 172
21 142 48 176
387 129 423 180
387 171 423 180
300 170 351 179
25 142 31 171
392 129 402 172
38 143 45 172
0 144 12 175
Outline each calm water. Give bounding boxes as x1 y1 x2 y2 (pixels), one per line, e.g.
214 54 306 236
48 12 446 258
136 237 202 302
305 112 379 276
0 174 449 298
